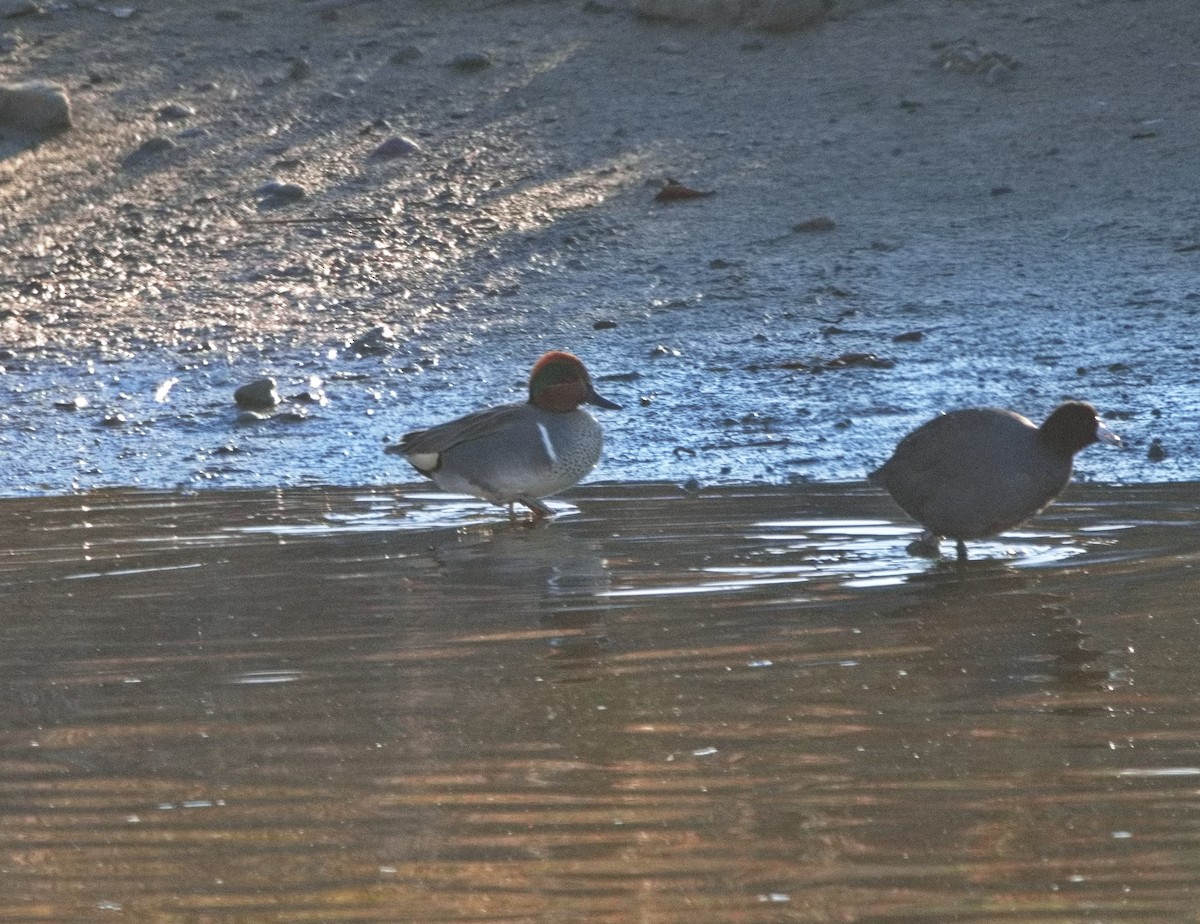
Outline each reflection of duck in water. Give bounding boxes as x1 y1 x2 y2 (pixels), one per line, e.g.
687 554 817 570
431 525 613 603
390 352 621 521
870 402 1120 561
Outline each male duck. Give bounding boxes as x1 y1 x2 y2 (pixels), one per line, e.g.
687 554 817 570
392 351 621 520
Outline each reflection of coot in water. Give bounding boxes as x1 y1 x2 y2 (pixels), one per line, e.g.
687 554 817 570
870 402 1121 561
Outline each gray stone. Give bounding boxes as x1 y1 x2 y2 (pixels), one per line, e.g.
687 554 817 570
256 179 307 208
0 0 39 19
389 45 423 65
121 135 176 169
0 80 71 134
750 0 830 32
449 51 491 72
349 324 395 356
156 102 194 122
234 377 280 409
371 135 421 159
288 57 312 81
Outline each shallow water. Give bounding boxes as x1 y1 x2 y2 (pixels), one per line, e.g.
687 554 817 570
2 482 1199 921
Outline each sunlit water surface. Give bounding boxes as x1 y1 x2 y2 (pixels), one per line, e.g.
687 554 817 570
1 482 1199 922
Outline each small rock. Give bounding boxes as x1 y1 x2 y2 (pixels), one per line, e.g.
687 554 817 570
156 102 194 122
256 179 307 209
0 80 71 134
287 58 312 81
1147 438 1167 462
892 330 924 343
0 0 38 18
649 345 681 358
935 39 1018 78
120 136 176 169
823 352 894 370
234 377 280 409
370 135 421 159
349 324 396 356
990 185 1013 196
273 408 308 423
792 216 836 233
389 45 423 65
655 177 715 202
593 319 618 330
235 410 271 426
100 412 127 427
681 477 702 494
54 395 89 411
750 0 830 33
449 51 491 72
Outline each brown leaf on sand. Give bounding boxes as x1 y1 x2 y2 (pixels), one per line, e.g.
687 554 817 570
655 177 715 202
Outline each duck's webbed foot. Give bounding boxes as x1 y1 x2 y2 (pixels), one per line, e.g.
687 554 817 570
519 497 555 521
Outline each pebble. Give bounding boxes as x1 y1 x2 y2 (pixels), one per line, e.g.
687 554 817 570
349 324 396 356
256 179 307 208
120 136 176 169
0 80 71 134
389 45 423 65
823 352 894 370
371 135 421 159
288 58 312 81
593 319 618 330
649 345 681 358
935 39 1018 79
449 51 491 72
792 216 836 233
233 377 280 409
0 0 37 17
892 330 924 343
156 102 194 122
750 0 830 33
54 395 89 411
1147 438 1167 462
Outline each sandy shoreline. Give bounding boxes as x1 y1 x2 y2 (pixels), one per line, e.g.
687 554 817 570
1 0 1197 492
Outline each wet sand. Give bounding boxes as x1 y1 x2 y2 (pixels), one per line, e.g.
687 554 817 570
1 0 1199 490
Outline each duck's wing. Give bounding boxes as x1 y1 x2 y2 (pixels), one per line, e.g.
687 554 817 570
390 403 527 473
